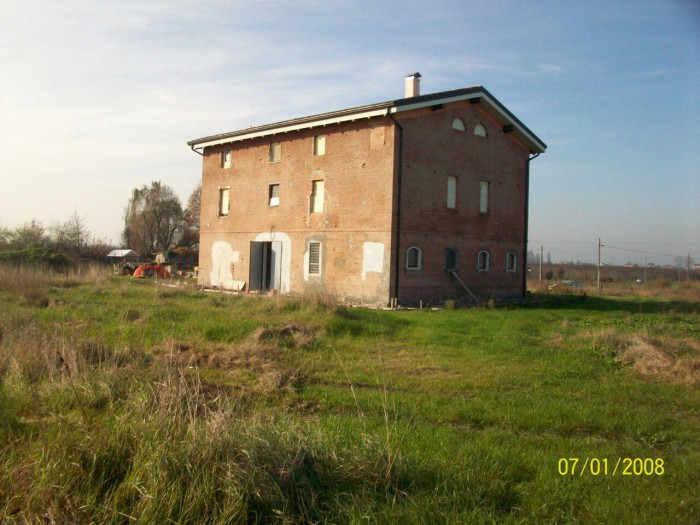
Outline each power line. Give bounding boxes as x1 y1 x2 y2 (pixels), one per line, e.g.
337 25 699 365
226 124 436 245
603 244 697 259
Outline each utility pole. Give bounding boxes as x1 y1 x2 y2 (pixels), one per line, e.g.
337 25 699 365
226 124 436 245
644 257 647 284
597 238 601 292
688 253 691 282
539 245 543 282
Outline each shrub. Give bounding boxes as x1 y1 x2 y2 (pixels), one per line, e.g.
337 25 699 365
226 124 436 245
0 245 71 270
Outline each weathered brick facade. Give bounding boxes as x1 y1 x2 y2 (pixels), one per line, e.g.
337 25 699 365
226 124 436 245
189 81 545 305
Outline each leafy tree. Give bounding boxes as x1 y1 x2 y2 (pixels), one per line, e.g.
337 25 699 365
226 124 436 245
3 220 49 248
122 181 184 258
181 183 201 251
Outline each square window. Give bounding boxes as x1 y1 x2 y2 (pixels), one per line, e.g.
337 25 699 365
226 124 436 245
219 188 230 217
447 176 457 209
269 141 281 162
310 180 324 213
269 184 279 207
313 135 326 156
221 150 231 169
479 181 489 213
308 242 321 275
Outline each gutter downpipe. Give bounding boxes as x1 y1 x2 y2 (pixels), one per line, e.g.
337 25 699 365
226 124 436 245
523 152 540 298
387 110 403 306
190 144 204 156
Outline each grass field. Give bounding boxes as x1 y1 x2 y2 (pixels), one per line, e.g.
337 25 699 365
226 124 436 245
0 266 698 524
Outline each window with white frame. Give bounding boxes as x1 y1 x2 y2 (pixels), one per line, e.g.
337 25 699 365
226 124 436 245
452 118 465 131
221 149 232 169
308 241 321 275
269 184 279 207
479 180 489 213
219 187 230 217
269 141 281 162
313 135 326 156
477 250 490 272
445 248 458 271
447 176 457 209
406 246 422 271
310 180 325 213
506 252 517 272
474 123 487 137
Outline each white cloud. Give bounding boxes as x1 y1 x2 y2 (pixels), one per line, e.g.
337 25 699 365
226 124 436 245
538 63 565 74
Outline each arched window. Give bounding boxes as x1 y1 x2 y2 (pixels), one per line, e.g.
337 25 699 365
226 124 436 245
445 248 458 271
506 252 517 272
477 251 490 272
406 246 422 271
452 118 465 131
474 123 487 137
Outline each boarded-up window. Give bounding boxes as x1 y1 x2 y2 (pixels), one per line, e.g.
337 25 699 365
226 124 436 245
219 188 230 217
447 176 457 209
452 118 465 131
506 252 517 272
445 248 458 271
308 242 321 275
370 126 385 149
269 141 281 162
221 150 232 169
406 247 422 271
310 180 324 213
479 181 489 213
474 123 487 137
313 135 326 156
477 250 490 272
269 184 279 207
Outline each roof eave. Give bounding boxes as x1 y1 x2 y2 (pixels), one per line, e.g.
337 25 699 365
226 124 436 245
187 86 546 154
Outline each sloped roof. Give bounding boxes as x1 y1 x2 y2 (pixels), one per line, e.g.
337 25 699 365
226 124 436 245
187 85 546 154
107 249 139 258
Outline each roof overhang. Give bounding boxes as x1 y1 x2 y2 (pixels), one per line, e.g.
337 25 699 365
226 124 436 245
187 86 546 154
187 105 391 151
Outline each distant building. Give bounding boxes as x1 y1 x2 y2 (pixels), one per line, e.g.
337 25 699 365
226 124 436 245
187 74 546 305
106 249 139 264
107 249 140 273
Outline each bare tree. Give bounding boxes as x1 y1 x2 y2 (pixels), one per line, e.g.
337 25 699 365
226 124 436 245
52 210 94 257
122 181 184 258
181 183 201 251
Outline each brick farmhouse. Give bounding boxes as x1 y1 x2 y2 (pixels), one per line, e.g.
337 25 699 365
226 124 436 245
187 74 546 305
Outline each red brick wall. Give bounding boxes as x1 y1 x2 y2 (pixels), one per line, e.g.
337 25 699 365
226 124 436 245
196 100 532 305
394 101 530 303
198 117 397 304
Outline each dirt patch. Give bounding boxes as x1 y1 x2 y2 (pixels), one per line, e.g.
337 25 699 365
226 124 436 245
157 324 316 394
591 328 700 387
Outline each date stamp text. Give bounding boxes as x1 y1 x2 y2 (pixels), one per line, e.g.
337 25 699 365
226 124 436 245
557 457 664 476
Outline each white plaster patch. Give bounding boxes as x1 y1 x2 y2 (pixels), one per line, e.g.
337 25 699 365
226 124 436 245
303 249 310 282
362 242 384 281
210 241 239 289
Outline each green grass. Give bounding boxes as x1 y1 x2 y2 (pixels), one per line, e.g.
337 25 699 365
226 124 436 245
0 267 698 523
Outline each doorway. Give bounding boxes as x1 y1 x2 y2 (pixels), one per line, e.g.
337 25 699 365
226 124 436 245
249 241 282 291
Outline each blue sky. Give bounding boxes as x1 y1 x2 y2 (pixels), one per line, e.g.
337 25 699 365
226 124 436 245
1 0 698 265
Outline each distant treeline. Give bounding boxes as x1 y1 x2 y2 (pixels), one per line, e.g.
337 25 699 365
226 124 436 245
527 262 698 283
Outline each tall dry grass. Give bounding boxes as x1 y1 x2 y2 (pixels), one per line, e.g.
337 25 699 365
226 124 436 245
0 262 110 307
0 266 406 523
